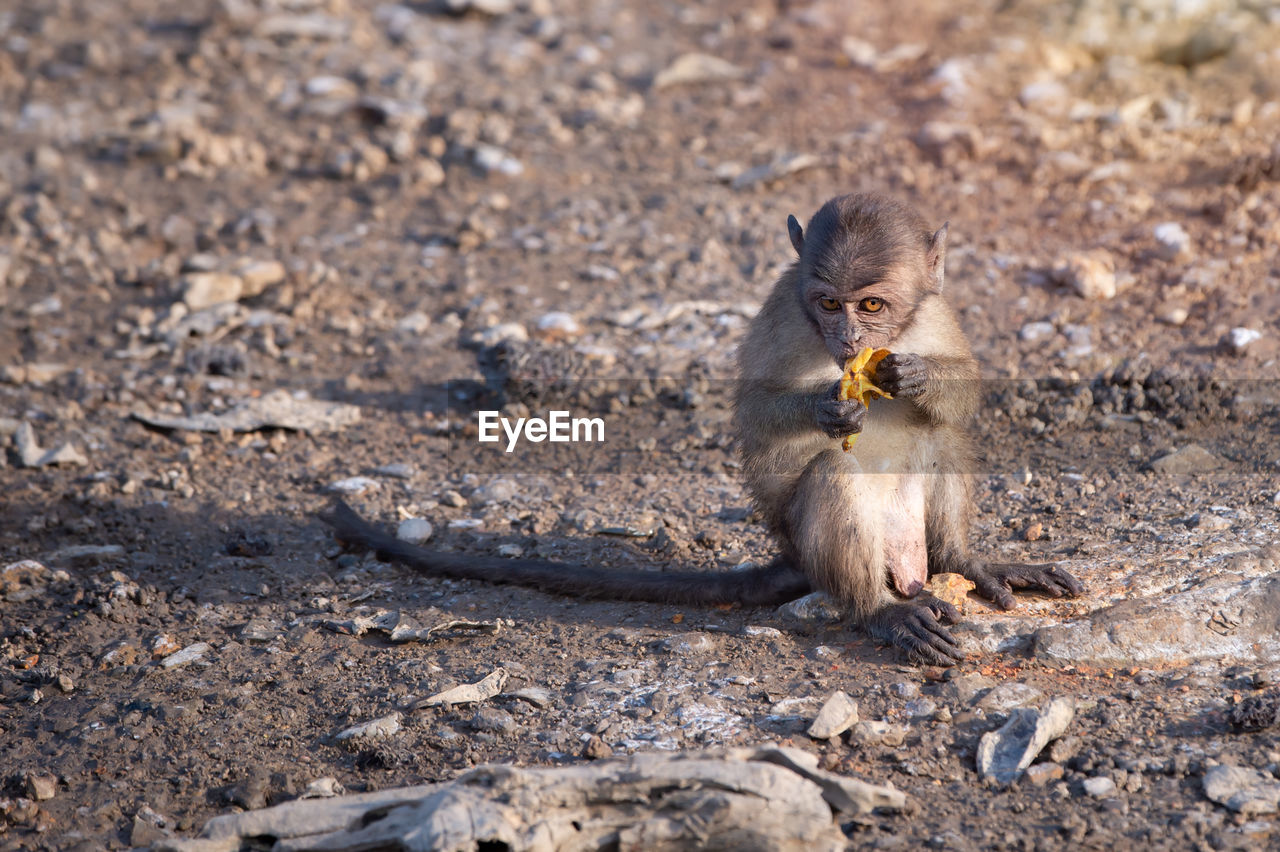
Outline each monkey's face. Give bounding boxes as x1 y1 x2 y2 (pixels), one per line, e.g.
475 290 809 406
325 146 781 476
801 274 917 366
788 194 942 366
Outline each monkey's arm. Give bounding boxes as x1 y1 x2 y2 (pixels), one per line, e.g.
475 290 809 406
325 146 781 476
875 353 979 425
736 380 866 441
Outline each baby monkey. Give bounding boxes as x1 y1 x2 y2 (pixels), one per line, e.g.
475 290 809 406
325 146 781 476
735 193 1081 664
323 193 1082 666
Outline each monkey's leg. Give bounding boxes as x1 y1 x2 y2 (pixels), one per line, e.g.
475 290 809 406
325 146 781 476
924 473 1084 609
788 450 963 666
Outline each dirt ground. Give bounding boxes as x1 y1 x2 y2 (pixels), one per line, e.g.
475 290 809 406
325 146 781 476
2 0 1280 849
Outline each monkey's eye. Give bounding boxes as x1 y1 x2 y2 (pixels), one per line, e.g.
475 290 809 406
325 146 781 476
818 297 841 312
859 297 885 313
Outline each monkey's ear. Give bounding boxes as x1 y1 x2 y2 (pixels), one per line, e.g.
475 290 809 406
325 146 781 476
926 223 949 292
787 215 804 257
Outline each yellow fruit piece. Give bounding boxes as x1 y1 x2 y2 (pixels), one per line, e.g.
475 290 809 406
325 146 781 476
925 572 976 612
838 347 892 451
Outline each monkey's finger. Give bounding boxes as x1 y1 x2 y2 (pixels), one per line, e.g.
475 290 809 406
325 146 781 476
971 576 1017 610
905 609 963 655
1008 564 1084 598
923 594 960 624
880 364 926 383
905 626 966 666
1040 565 1085 597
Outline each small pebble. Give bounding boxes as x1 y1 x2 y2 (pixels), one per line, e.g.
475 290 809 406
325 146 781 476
1221 327 1261 356
1025 762 1064 787
1083 776 1117 797
807 690 860 740
472 707 517 735
1019 321 1056 342
1053 251 1116 300
396 518 434 545
160 642 211 669
534 311 582 341
1153 222 1192 261
890 682 920 700
335 712 402 741
26 773 57 801
582 734 613 759
327 476 380 495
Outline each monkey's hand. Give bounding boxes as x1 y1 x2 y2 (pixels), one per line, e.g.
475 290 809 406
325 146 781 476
870 591 962 665
867 595 965 666
875 353 929 400
813 380 867 438
962 561 1085 610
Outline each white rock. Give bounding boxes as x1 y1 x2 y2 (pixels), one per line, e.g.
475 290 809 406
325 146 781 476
233 260 286 297
476 322 528 347
915 121 983 160
14 421 88 468
1019 79 1071 113
1203 765 1280 815
807 691 859 740
1157 304 1189 326
396 518 434 545
1222 327 1261 356
535 311 582 340
977 682 1044 712
473 145 523 176
930 57 973 103
181 272 244 310
327 476 380 495
1053 251 1116 300
300 777 346 799
1083 776 1117 797
1150 444 1222 474
335 712 403 741
776 591 842 625
1153 222 1192 261
1019 321 1056 343
976 698 1075 786
731 152 822 190
653 53 745 89
160 642 211 669
305 75 357 99
853 720 907 747
840 38 927 72
396 311 432 335
444 0 514 14
470 477 519 505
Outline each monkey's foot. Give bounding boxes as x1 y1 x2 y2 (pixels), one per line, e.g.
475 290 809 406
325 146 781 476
867 595 964 666
962 562 1085 611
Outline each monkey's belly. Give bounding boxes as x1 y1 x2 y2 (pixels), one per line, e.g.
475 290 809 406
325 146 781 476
883 475 927 597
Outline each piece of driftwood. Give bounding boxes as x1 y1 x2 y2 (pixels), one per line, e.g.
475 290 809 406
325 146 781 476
155 746 905 852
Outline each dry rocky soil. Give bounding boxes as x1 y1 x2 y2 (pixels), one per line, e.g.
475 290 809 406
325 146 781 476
3 0 1280 849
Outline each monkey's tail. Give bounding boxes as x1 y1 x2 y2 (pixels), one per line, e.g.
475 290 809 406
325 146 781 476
319 500 811 608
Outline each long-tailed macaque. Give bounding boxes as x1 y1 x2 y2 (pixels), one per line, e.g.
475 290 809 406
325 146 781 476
322 193 1082 665
734 193 1081 664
